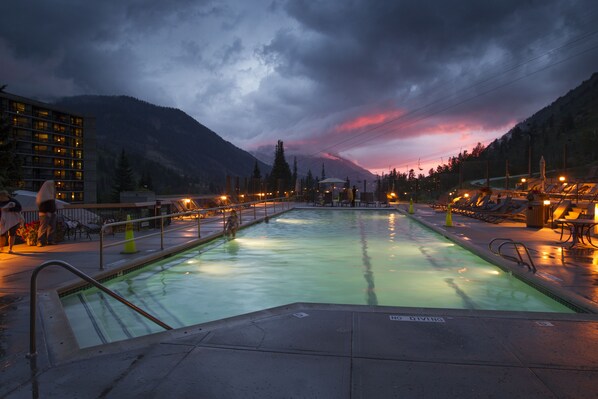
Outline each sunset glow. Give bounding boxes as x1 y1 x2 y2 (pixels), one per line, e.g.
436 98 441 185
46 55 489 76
336 109 405 132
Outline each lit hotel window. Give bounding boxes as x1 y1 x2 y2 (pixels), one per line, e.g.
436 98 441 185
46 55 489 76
75 150 82 159
34 121 48 130
74 128 82 137
54 147 65 155
75 171 83 180
35 109 49 118
34 145 48 153
11 102 25 113
54 159 65 167
35 133 49 142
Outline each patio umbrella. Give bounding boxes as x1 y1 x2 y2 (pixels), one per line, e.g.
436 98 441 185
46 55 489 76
540 156 546 192
13 190 68 211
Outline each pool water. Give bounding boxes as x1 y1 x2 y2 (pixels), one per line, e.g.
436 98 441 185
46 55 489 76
61 210 573 348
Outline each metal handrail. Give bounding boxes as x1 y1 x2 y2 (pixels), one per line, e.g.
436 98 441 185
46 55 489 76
98 196 290 269
27 260 173 358
488 238 537 273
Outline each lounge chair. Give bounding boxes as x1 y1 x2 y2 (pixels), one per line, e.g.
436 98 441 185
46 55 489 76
484 201 528 224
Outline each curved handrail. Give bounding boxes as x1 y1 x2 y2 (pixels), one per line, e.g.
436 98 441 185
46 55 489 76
28 260 172 358
489 238 537 273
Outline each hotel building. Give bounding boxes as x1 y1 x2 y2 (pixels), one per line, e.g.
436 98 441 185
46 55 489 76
0 92 96 203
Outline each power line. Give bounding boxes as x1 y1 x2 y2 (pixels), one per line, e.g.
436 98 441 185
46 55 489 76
294 18 598 173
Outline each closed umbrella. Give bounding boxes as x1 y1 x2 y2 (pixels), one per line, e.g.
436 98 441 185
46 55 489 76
540 156 546 192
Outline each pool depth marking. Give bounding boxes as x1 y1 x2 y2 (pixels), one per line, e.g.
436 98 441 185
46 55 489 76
390 315 446 323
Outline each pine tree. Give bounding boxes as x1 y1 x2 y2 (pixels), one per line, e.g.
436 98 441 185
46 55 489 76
112 149 136 201
252 160 262 179
292 157 298 185
268 140 292 194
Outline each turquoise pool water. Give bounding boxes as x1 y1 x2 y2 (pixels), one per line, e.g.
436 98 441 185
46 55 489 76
61 210 573 348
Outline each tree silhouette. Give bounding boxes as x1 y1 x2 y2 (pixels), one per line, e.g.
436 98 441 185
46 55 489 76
268 140 292 194
112 149 136 201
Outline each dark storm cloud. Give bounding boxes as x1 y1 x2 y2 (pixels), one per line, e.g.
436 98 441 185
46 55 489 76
262 0 595 117
1 0 597 171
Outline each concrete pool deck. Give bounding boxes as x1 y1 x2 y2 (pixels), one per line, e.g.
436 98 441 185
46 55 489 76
1 203 597 398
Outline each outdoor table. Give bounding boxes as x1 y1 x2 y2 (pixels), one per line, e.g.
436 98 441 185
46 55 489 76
556 218 598 249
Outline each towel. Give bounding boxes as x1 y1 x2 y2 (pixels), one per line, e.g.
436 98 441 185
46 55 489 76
0 203 23 235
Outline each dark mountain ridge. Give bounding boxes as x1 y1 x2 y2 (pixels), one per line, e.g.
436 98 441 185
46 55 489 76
54 95 270 198
483 72 598 178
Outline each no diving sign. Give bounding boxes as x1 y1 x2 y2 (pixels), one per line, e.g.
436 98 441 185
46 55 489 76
390 315 446 323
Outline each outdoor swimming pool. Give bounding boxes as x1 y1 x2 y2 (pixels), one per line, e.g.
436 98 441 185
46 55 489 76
61 209 573 348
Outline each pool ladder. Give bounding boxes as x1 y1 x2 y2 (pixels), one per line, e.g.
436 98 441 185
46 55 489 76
27 260 173 358
488 238 537 273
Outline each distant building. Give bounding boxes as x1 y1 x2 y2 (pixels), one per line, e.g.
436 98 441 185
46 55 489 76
0 92 97 203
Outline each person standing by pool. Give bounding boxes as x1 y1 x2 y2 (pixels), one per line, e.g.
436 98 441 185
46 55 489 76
36 180 57 247
225 209 239 239
0 190 23 254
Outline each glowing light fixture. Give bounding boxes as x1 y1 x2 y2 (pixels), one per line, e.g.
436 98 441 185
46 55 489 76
559 176 566 182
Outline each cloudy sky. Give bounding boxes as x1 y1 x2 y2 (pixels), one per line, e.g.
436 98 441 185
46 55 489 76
2 0 598 174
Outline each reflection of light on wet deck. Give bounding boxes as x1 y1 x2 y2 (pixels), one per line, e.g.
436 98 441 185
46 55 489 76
488 270 500 275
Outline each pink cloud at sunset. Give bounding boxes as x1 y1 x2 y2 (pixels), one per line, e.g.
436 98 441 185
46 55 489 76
335 109 406 133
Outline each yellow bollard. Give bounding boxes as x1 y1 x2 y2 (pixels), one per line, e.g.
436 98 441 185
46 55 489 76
445 204 453 227
408 198 414 214
121 214 139 254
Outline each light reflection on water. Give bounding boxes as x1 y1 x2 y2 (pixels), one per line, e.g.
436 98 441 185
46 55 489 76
62 209 573 348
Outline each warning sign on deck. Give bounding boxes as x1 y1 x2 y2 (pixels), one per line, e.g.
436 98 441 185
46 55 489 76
389 315 445 323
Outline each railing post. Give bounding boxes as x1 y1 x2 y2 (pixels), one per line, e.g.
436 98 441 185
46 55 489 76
264 199 268 217
160 216 164 251
223 212 226 233
254 203 256 219
238 206 242 225
99 227 104 270
197 211 201 238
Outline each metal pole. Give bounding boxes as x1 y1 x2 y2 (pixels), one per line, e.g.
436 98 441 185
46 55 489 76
197 211 201 238
160 216 164 251
505 159 509 190
99 228 104 270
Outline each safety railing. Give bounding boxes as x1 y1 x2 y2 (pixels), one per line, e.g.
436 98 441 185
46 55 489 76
99 197 292 269
28 260 172 358
488 238 537 273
